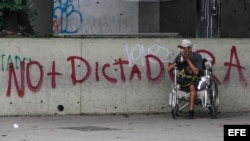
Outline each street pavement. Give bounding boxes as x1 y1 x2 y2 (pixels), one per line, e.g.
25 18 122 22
0 112 249 141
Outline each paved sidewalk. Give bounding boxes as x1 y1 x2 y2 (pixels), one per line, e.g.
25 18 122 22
0 112 249 141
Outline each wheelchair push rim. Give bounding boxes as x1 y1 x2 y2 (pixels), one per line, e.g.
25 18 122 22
208 82 219 118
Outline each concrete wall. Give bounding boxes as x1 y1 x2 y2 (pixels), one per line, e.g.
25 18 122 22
139 2 160 33
31 0 250 37
0 38 250 116
53 0 138 35
31 0 53 36
220 0 250 37
160 0 197 37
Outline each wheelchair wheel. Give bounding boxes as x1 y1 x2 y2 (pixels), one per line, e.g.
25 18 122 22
208 105 216 118
169 90 179 119
208 82 219 118
171 103 179 119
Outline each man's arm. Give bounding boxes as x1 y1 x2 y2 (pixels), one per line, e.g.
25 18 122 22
186 59 200 75
168 54 181 72
183 52 201 76
167 62 177 72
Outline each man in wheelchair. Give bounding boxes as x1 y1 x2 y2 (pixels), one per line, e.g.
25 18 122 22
168 39 203 119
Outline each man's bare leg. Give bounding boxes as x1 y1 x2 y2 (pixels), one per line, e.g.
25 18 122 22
189 85 196 119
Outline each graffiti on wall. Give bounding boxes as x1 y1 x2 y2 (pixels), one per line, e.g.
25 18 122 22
223 46 247 87
1 54 32 71
53 0 83 34
3 45 248 97
125 43 171 67
195 46 247 87
6 55 165 97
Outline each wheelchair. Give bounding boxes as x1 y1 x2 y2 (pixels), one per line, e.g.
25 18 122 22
168 59 219 119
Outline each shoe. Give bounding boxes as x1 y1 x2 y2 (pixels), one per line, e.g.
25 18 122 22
188 110 194 119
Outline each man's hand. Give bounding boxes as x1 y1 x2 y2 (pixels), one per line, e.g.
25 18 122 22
167 62 177 72
182 51 192 61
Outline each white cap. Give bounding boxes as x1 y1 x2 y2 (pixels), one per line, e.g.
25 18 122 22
177 39 192 48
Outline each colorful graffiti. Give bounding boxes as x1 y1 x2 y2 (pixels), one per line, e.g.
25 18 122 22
4 45 248 97
1 54 32 71
53 0 83 34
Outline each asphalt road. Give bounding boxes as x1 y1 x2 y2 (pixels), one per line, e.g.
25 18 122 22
0 112 249 141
